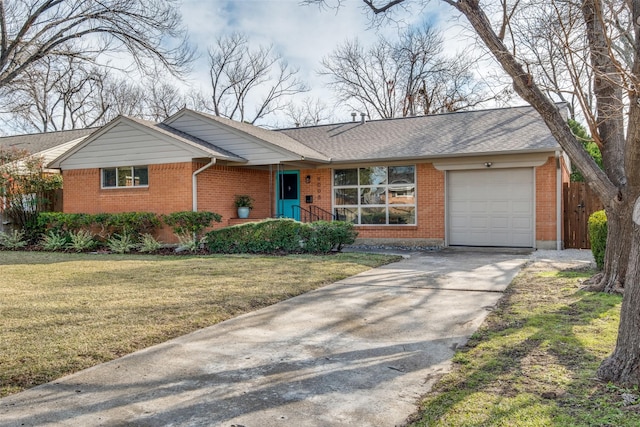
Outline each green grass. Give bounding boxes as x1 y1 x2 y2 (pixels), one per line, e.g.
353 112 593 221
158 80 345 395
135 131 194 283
406 266 639 427
0 250 400 397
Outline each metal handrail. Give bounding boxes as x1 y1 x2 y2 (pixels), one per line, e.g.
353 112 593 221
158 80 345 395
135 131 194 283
309 205 336 221
291 205 337 223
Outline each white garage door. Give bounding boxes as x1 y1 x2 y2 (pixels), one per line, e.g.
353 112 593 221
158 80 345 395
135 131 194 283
448 168 534 247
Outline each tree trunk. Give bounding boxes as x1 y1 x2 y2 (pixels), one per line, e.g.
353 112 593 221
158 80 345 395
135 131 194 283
597 197 640 384
584 201 633 293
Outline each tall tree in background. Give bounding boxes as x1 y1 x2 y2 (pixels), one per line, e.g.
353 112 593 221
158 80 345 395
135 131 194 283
0 0 192 89
0 58 190 133
304 0 640 385
320 23 503 119
205 33 308 125
284 97 334 127
0 56 111 132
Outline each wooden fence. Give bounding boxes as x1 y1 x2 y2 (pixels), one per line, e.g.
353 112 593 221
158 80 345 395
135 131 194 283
563 182 603 249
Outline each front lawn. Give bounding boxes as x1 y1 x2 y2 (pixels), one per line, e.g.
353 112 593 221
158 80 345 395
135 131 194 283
406 262 639 426
0 251 399 397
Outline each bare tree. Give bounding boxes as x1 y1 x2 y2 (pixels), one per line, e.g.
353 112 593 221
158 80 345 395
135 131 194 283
0 58 189 133
320 23 500 118
204 33 308 125
305 0 640 385
0 56 112 132
0 0 193 90
284 97 334 127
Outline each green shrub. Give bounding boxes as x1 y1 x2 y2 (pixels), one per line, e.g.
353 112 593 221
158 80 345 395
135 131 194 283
107 233 137 254
589 210 607 270
205 219 358 254
206 219 305 254
103 212 161 238
67 230 96 252
37 212 161 242
305 221 358 253
162 211 222 239
138 233 162 253
40 230 69 251
0 230 28 249
37 212 92 234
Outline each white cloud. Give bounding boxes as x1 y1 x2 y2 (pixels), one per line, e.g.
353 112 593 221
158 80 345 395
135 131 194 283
180 0 389 123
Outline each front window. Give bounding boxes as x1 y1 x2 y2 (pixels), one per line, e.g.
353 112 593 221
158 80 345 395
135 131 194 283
102 166 148 188
333 165 416 225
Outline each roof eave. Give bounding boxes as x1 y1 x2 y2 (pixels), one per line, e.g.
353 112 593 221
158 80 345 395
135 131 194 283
327 147 561 165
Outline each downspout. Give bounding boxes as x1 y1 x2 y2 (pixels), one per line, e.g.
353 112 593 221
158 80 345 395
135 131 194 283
555 151 562 250
192 158 216 212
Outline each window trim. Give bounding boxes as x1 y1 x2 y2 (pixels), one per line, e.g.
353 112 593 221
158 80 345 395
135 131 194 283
333 165 417 226
101 166 149 189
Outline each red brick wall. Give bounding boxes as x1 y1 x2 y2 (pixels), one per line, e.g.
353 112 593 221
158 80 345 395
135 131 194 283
196 164 272 224
63 163 193 215
299 168 332 214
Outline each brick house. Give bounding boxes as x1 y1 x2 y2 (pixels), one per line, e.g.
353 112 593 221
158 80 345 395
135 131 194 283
46 105 569 249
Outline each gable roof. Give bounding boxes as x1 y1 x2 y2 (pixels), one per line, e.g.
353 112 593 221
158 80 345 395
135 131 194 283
49 116 246 168
165 110 331 163
0 128 97 155
279 105 561 163
128 116 245 161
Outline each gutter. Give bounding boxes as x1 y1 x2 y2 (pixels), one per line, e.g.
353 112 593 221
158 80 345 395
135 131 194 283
192 158 216 212
555 151 562 250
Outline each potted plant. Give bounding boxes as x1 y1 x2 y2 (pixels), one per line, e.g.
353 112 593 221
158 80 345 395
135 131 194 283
234 194 254 219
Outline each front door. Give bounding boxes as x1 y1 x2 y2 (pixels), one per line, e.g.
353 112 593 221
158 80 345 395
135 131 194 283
277 171 300 220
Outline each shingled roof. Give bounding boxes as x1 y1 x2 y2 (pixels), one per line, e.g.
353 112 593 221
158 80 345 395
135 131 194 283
0 128 97 155
279 105 561 163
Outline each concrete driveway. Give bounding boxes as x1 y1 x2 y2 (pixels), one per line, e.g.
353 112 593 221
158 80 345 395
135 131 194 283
0 250 530 427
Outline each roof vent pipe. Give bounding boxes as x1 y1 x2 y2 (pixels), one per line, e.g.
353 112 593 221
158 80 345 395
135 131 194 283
351 112 357 122
360 112 366 124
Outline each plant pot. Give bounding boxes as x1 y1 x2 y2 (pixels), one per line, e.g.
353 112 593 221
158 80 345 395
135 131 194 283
237 207 250 219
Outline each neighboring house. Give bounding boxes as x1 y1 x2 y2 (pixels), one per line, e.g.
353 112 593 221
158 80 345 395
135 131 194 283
0 128 96 232
45 105 569 249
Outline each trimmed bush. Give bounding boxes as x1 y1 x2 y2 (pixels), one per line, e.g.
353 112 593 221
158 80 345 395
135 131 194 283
588 210 607 270
206 219 305 254
37 212 162 244
162 211 222 239
35 210 224 252
37 212 93 234
103 212 161 238
205 219 358 254
308 221 357 252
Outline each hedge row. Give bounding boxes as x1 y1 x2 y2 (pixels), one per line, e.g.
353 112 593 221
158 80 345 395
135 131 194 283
205 219 357 254
37 211 221 241
4 214 357 255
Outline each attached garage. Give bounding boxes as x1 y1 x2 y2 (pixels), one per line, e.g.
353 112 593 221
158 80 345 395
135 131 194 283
448 168 534 247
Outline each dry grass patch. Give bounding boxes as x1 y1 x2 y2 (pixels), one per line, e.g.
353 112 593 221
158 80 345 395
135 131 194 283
406 262 640 427
0 251 399 397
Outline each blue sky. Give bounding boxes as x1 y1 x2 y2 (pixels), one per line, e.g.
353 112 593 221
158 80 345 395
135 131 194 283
177 0 476 125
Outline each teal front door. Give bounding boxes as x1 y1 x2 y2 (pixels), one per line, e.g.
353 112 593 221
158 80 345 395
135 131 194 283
277 171 300 220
